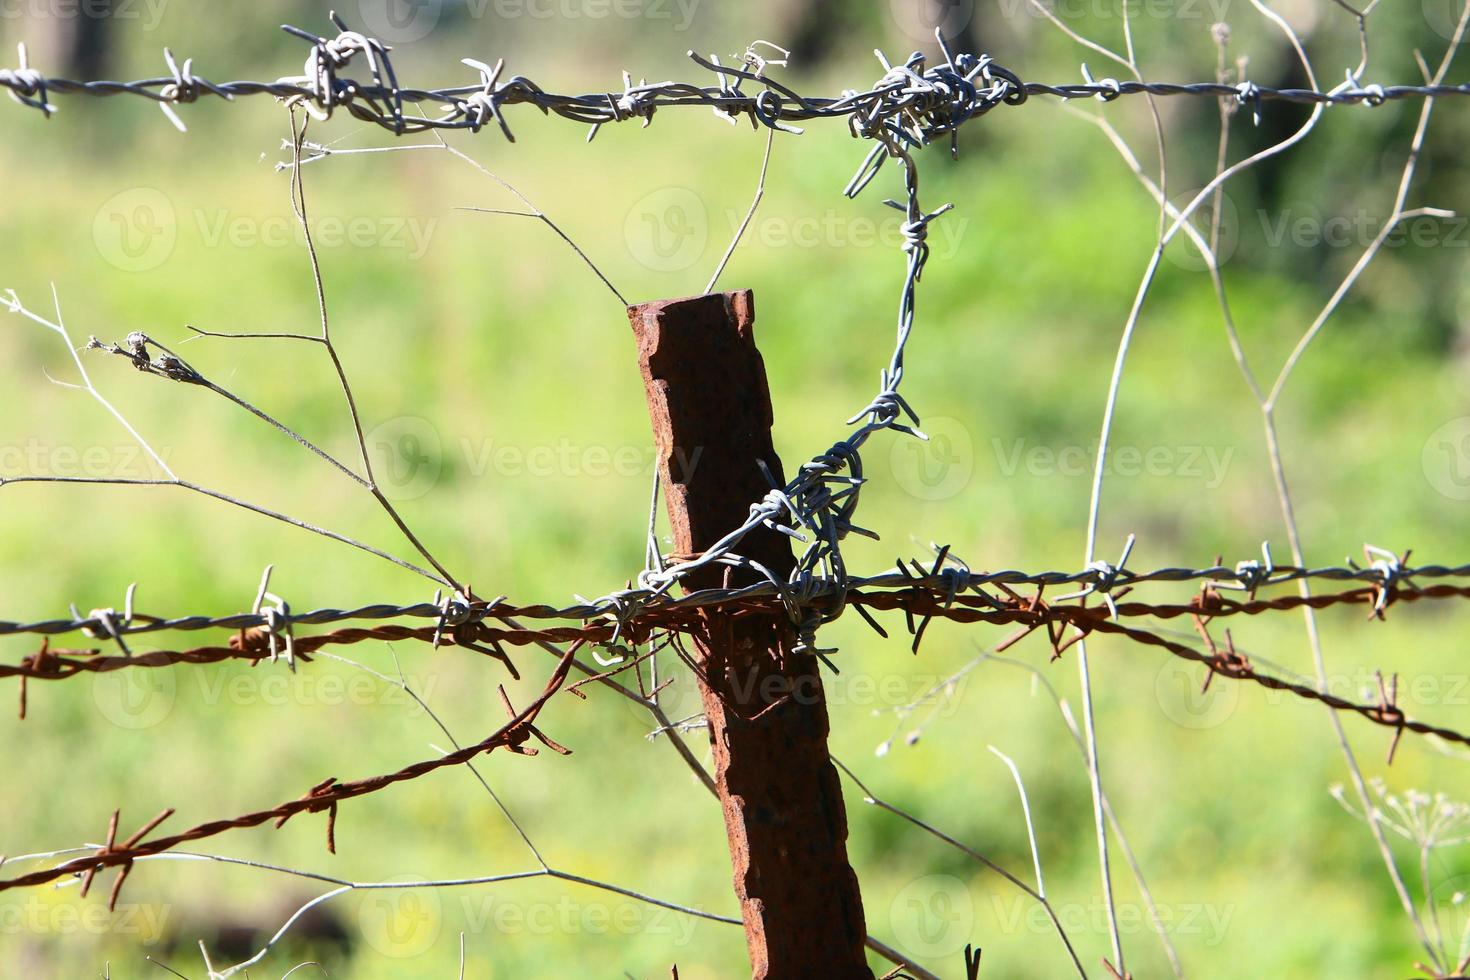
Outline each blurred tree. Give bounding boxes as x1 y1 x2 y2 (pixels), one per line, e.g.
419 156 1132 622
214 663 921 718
32 0 115 78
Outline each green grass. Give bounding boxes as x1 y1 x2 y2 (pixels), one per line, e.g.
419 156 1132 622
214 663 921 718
3 6 1470 977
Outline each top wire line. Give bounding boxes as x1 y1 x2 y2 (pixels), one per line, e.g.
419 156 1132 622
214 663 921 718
3 12 1469 140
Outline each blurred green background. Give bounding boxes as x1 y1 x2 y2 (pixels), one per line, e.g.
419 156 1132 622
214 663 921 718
3 1 1470 976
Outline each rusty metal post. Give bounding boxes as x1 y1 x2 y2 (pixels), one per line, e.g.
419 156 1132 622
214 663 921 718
629 289 872 979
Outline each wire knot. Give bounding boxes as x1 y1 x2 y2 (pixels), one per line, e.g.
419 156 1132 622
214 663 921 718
2 43 52 116
250 565 297 670
71 583 139 657
160 48 202 104
1082 64 1123 102
457 58 516 141
282 12 402 130
612 71 661 127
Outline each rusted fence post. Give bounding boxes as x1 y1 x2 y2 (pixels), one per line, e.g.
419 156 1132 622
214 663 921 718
629 289 872 979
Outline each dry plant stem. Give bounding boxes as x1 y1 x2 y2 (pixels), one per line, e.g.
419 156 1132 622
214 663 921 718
983 652 1183 978
1116 0 1458 962
430 133 627 307
326 649 965 977
1055 2 1331 971
318 648 550 868
1031 4 1174 966
284 117 626 305
286 110 465 591
0 643 578 896
1248 7 1470 965
706 126 775 295
514 622 719 797
0 289 446 583
832 758 1087 979
0 475 443 584
1151 4 1470 967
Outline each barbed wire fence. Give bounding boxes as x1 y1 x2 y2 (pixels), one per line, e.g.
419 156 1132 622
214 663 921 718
3 1 1470 976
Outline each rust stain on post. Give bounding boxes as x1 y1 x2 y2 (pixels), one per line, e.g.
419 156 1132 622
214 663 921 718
629 289 872 979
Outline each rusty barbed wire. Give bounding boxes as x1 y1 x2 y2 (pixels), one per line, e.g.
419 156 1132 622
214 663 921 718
2 588 1464 909
6 8 1470 974
2 13 1466 139
0 642 577 901
8 565 1470 750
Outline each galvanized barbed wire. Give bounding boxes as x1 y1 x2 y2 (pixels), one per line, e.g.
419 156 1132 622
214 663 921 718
6 581 1467 754
8 11 1470 663
4 13 1468 138
5 10 1470 977
6 549 1465 645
